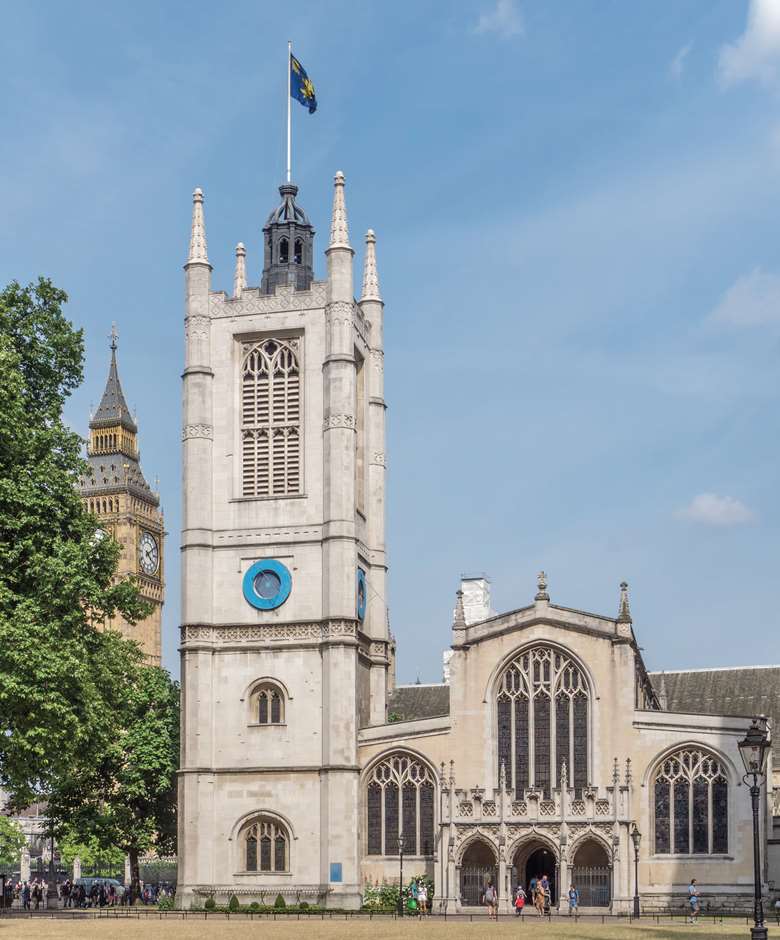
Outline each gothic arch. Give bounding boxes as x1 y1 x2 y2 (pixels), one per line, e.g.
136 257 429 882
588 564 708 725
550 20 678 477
360 745 439 784
456 831 499 866
506 829 560 866
641 740 738 788
229 807 297 844
485 639 598 705
566 827 613 866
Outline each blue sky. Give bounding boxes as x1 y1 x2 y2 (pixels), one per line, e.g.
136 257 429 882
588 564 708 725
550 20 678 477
2 1 779 682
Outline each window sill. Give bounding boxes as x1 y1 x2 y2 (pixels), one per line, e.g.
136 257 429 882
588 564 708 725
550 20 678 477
649 854 733 861
234 871 292 877
230 494 307 503
365 855 435 861
247 722 287 728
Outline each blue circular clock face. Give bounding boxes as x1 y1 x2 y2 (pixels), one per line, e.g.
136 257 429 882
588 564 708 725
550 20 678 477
243 560 292 610
356 568 367 621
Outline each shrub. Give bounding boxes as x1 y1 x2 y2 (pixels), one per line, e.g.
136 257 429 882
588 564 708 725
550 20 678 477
274 893 286 909
157 896 174 911
249 901 261 911
299 900 309 910
204 897 216 911
228 894 240 913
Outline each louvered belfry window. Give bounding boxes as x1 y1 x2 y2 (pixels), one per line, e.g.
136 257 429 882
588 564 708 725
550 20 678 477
241 338 301 497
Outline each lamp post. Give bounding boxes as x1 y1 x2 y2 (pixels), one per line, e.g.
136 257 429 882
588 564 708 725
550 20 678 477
630 825 641 919
397 832 405 917
738 716 771 940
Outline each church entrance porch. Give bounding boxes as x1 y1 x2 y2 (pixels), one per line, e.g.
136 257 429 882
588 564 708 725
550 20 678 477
570 839 611 908
459 840 498 906
514 845 557 906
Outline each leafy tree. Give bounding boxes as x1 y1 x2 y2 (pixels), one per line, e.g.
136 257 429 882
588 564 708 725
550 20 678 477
46 665 179 903
0 278 150 807
56 829 124 873
0 816 26 869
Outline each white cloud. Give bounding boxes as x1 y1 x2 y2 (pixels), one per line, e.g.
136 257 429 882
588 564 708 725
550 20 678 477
670 42 693 79
718 0 780 87
475 0 524 39
677 493 755 526
708 267 780 327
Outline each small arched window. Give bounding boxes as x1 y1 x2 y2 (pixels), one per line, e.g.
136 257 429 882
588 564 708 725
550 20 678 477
279 237 289 264
294 239 303 264
242 817 289 872
653 748 728 855
251 683 285 725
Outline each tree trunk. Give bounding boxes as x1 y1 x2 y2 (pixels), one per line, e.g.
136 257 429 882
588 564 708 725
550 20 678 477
129 847 141 906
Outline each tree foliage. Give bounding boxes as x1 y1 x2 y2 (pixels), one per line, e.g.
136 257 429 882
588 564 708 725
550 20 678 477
0 278 150 805
56 829 125 870
0 816 26 869
46 664 180 899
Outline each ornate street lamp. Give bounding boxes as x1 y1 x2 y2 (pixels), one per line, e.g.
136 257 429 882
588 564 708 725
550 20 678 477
397 831 405 917
630 824 641 919
738 716 771 940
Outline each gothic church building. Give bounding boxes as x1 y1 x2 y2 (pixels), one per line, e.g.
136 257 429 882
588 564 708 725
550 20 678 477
178 173 777 912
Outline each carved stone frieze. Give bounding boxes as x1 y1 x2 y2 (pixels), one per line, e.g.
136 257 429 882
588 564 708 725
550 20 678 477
371 452 386 467
181 620 358 644
210 283 327 317
323 414 356 430
182 424 214 441
185 315 210 340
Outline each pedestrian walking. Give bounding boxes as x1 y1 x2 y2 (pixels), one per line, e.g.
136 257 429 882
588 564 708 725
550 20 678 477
568 884 579 915
514 885 526 915
483 880 497 920
688 878 700 924
21 882 30 911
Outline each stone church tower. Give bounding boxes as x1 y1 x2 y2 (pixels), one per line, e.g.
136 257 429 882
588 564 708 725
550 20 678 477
177 173 390 908
79 333 164 664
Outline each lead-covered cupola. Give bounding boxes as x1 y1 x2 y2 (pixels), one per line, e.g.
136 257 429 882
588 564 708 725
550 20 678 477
260 182 315 294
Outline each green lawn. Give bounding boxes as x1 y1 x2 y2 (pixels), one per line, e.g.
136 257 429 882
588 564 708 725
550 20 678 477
0 915 774 940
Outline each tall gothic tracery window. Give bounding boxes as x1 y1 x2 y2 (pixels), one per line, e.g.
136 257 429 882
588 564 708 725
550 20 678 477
243 817 289 872
366 753 436 857
241 338 301 497
653 748 728 855
496 646 589 798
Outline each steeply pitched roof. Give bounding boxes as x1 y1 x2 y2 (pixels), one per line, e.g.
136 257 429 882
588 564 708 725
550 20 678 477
387 684 450 722
80 452 158 504
90 343 137 432
649 667 780 762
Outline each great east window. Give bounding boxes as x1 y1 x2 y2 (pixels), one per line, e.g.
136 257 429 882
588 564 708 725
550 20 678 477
241 338 301 497
653 748 728 855
366 754 435 857
496 645 589 798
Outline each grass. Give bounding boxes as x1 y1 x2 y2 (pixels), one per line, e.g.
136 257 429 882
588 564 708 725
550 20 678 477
0 916 774 940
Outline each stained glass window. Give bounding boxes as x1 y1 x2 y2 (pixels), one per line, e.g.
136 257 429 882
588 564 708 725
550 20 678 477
384 783 399 855
367 784 382 855
654 779 670 854
402 783 417 855
652 749 728 856
497 695 512 789
692 778 709 854
254 683 285 724
365 753 436 856
713 777 728 854
242 818 289 872
535 696 551 798
496 646 589 798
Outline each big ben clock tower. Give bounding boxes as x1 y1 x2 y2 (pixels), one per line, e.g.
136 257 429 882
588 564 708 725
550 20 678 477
79 329 164 664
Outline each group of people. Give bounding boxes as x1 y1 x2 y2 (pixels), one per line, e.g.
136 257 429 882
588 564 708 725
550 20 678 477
11 880 47 910
402 877 432 915
60 879 120 908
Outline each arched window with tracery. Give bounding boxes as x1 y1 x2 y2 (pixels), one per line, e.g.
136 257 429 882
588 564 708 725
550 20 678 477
365 753 436 857
242 817 289 872
241 338 301 497
251 682 285 725
653 748 728 855
496 646 589 799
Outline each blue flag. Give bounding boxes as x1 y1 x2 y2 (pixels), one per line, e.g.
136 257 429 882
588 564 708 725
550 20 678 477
290 54 317 114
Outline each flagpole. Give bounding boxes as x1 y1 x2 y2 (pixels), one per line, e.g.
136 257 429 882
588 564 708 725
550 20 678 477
287 40 292 183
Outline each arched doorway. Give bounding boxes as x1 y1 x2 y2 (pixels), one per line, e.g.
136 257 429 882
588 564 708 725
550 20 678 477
459 840 498 906
570 839 611 907
522 846 557 905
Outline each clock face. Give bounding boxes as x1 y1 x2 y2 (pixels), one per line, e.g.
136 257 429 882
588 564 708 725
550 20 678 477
139 531 159 575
